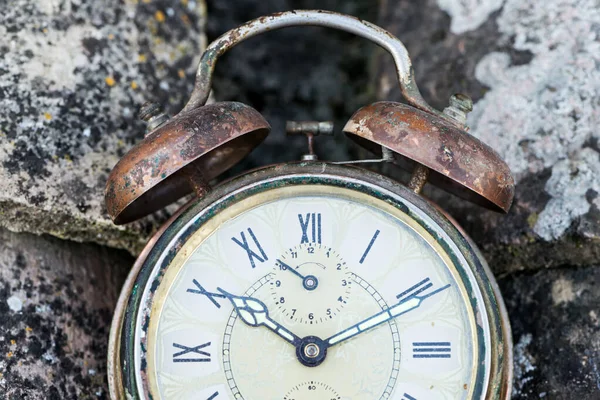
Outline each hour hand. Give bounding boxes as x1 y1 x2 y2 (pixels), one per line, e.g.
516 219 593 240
217 288 301 346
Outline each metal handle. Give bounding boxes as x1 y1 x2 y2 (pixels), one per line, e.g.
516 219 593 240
182 10 439 116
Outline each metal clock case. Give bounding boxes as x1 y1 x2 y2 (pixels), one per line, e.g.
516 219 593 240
105 10 514 400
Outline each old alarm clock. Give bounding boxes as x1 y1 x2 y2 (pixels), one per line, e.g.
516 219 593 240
105 10 514 400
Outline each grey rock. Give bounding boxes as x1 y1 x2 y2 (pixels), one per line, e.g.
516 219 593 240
378 0 600 397
0 228 131 399
377 0 600 274
0 0 207 254
500 265 600 399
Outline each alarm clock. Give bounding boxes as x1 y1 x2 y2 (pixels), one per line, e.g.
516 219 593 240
105 10 514 400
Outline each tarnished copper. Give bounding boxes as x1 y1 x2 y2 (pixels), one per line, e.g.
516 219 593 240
343 101 515 213
105 101 270 224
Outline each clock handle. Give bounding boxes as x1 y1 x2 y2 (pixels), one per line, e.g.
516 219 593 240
182 10 440 117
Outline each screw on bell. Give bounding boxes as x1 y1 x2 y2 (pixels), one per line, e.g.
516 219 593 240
286 121 334 161
138 101 170 135
443 93 473 130
408 94 474 195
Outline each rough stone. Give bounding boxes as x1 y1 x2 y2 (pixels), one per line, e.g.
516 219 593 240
0 228 131 399
377 1 600 397
500 265 600 399
3 0 599 398
0 0 207 254
377 0 600 275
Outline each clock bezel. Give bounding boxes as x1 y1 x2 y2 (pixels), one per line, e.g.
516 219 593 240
110 162 512 400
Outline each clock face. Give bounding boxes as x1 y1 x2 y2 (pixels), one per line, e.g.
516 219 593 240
129 178 495 400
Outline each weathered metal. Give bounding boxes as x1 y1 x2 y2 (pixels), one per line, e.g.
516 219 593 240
443 93 474 127
286 121 334 161
107 199 194 400
138 101 170 135
343 101 515 213
182 10 446 120
105 11 515 400
105 102 270 224
111 163 512 400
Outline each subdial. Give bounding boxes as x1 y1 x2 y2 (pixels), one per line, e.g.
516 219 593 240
284 381 341 400
270 243 352 324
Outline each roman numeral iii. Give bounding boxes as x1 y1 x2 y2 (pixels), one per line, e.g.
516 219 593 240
412 341 452 359
231 227 268 268
298 212 321 244
172 342 211 363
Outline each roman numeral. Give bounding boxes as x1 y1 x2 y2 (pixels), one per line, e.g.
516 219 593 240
359 229 380 264
401 394 417 400
187 279 226 308
207 392 219 400
231 228 268 268
298 213 321 244
172 342 211 363
396 277 450 303
412 342 452 359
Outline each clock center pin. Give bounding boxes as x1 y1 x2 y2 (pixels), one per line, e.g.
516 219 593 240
303 275 318 291
304 343 320 358
296 336 327 367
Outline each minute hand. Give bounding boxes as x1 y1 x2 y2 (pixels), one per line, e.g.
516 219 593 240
325 284 450 347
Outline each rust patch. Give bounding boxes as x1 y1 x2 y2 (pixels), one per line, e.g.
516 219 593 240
104 102 270 224
344 101 515 212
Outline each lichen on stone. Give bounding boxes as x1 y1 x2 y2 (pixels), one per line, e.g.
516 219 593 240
0 0 207 253
436 0 504 34
466 0 600 241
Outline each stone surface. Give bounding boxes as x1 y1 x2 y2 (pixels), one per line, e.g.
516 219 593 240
2 0 599 398
378 0 600 397
0 0 207 254
0 227 132 399
377 0 600 275
500 265 600 399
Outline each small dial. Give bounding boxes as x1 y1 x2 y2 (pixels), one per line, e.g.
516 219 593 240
270 243 352 324
284 381 341 400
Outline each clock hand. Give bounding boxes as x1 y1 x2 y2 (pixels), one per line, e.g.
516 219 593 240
276 259 306 279
276 259 319 291
216 288 302 346
325 283 451 347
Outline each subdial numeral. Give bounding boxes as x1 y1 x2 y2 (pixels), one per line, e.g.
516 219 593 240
271 244 351 324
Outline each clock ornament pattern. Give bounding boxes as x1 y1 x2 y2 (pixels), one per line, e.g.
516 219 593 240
141 186 489 400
